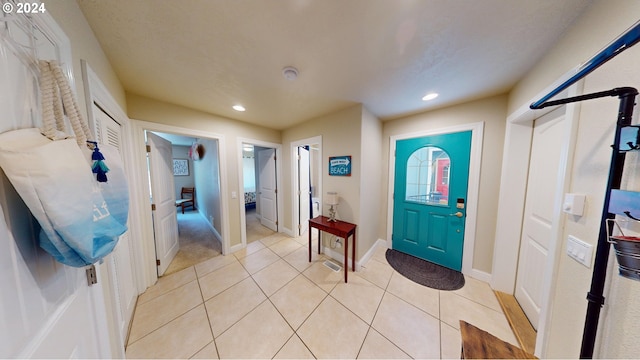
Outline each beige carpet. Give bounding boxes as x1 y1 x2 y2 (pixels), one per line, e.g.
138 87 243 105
246 208 276 243
164 211 222 276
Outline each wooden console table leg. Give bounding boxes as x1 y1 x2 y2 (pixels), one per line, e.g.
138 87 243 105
344 235 348 283
352 233 356 272
308 227 312 262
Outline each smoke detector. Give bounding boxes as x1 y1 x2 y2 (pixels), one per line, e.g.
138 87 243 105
282 66 299 81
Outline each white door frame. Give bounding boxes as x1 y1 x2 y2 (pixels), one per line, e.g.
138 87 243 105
237 138 283 248
491 79 583 357
291 136 322 237
387 122 485 280
129 120 230 288
81 60 136 357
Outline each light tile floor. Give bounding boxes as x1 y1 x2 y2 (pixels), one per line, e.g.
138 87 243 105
126 233 518 359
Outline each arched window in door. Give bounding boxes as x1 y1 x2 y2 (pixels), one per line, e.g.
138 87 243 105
405 146 450 205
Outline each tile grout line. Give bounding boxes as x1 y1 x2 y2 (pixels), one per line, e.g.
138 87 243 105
193 269 219 359
127 279 203 347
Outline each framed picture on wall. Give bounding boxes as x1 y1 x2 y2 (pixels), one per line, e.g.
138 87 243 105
173 159 189 176
329 155 352 176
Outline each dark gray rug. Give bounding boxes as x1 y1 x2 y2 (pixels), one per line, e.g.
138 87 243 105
386 249 465 291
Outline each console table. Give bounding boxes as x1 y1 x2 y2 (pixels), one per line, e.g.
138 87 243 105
308 216 357 283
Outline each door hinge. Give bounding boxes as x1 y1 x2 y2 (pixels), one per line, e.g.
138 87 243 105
151 203 156 211
276 220 279 226
156 259 161 266
275 189 278 194
146 144 151 152
298 224 301 230
274 155 277 161
86 265 98 286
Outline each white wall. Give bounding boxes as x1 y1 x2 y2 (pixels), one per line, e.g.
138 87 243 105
282 105 365 255
359 107 383 255
505 0 640 357
193 138 222 234
172 145 195 198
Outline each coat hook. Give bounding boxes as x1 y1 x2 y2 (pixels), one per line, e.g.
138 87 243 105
623 211 640 221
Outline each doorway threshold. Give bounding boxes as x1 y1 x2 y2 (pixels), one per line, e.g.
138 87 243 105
494 291 537 355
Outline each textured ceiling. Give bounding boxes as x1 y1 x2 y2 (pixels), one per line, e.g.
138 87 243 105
78 0 593 130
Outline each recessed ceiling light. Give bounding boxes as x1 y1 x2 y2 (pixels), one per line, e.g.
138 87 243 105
422 93 439 101
232 104 246 112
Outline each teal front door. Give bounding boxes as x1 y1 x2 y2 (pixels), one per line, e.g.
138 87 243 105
392 131 472 271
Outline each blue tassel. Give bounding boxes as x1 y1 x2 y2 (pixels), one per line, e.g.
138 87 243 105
87 141 109 182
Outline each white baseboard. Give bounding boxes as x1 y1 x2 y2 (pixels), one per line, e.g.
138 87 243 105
468 268 492 283
228 243 244 255
197 212 226 254
198 212 221 241
359 238 388 268
281 226 295 237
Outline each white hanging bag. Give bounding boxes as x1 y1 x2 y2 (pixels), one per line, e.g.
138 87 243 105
0 60 128 267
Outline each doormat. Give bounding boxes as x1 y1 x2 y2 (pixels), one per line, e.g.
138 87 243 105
385 249 465 291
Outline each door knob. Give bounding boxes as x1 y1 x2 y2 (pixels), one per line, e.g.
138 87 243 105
450 212 463 218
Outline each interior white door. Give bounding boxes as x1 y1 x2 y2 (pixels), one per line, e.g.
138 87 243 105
94 105 137 347
258 148 278 232
515 109 565 330
0 13 110 358
147 132 179 276
299 146 311 235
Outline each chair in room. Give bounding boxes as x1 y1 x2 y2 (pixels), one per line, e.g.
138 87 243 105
176 187 195 214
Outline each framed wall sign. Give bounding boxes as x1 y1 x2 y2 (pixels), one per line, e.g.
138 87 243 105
173 159 189 176
329 155 351 176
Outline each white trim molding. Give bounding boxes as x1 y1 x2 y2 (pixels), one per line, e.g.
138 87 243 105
386 122 484 278
491 79 583 358
128 120 231 284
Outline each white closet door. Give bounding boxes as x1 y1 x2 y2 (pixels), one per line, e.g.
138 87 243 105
94 105 137 345
515 109 565 329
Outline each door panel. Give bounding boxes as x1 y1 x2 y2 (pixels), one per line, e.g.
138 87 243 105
147 132 179 276
392 131 471 271
94 104 137 346
299 146 311 235
427 213 448 251
515 110 564 329
258 148 278 232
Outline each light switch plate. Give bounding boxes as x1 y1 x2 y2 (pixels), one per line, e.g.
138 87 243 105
567 235 593 268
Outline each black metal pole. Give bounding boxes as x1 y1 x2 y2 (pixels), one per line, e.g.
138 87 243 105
579 88 637 358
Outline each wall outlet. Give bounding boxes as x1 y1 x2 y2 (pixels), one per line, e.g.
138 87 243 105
567 235 593 268
335 238 342 249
